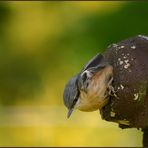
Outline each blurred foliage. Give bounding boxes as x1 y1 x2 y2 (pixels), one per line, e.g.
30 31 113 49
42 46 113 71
0 1 147 146
0 1 148 105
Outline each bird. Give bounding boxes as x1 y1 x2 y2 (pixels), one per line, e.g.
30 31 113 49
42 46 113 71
63 35 148 129
63 53 114 118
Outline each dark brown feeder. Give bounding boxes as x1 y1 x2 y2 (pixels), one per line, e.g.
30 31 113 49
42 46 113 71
101 35 148 146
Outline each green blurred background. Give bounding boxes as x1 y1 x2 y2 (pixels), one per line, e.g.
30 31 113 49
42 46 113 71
0 1 147 146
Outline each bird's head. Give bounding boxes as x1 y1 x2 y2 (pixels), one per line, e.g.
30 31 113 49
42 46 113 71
63 54 113 118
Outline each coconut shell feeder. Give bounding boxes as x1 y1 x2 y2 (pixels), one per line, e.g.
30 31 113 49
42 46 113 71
101 35 148 147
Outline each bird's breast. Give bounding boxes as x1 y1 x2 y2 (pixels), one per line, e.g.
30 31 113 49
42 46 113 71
78 91 108 111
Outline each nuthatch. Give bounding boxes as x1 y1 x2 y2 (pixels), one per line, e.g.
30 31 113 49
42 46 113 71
63 54 113 118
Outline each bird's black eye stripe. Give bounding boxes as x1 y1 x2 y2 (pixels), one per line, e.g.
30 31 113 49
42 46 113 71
71 88 80 108
75 89 80 99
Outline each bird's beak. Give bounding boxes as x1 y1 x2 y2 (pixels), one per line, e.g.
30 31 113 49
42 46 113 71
67 108 73 118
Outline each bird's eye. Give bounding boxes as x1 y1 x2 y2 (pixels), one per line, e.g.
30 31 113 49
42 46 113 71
73 97 78 105
71 96 78 109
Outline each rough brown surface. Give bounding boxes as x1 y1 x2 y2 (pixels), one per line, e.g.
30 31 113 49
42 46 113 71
101 35 148 129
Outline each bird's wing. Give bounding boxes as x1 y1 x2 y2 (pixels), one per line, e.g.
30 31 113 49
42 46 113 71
82 53 109 73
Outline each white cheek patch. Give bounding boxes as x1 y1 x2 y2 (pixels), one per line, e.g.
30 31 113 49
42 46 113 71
81 70 92 79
